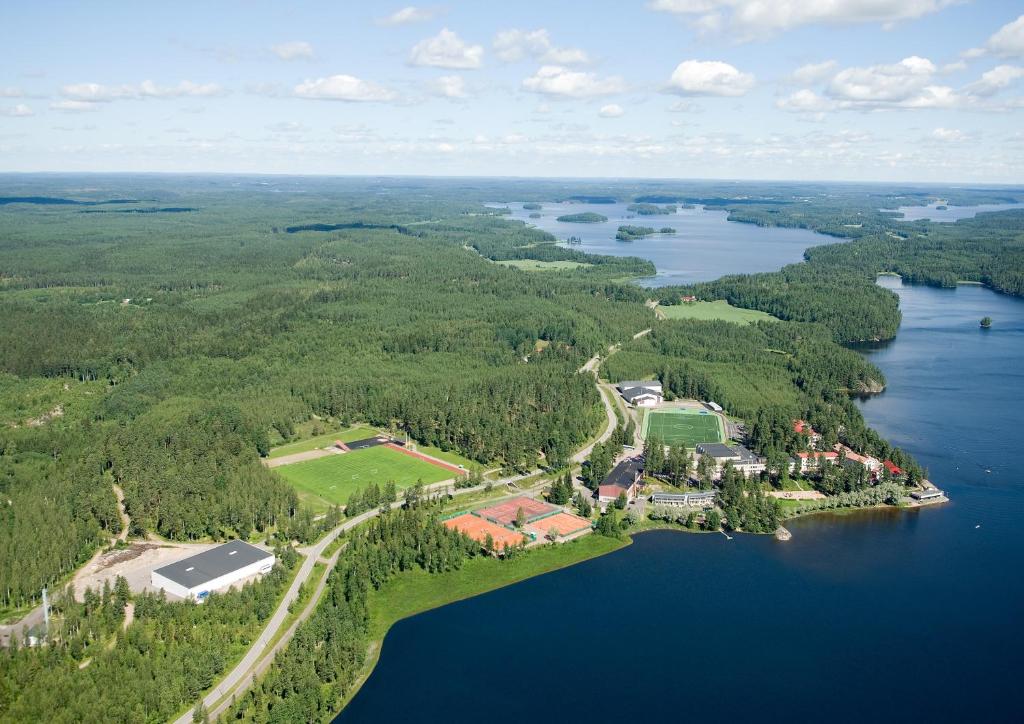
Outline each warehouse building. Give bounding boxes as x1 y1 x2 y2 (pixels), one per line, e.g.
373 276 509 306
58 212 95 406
151 540 275 602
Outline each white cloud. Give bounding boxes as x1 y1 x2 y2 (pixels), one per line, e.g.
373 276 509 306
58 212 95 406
431 75 468 98
987 15 1024 58
827 55 937 105
791 60 837 84
0 103 33 117
931 127 968 141
941 60 967 73
598 103 624 117
0 87 26 98
966 64 1024 96
493 29 590 65
266 121 307 133
409 28 483 69
649 0 960 37
378 6 444 26
775 89 835 113
667 60 755 96
60 80 225 102
293 75 398 102
50 100 99 113
271 41 314 61
961 47 987 60
522 65 626 98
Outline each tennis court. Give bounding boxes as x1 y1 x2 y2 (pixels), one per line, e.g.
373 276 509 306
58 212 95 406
475 496 556 526
443 513 528 551
525 512 593 539
643 408 724 447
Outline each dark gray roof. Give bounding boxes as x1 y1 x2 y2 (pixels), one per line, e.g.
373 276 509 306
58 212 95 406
617 380 662 392
696 443 737 459
153 540 273 590
620 387 661 402
730 445 763 463
602 458 642 489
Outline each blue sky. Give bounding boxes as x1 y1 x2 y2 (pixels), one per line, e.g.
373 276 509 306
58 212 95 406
2 1 1023 181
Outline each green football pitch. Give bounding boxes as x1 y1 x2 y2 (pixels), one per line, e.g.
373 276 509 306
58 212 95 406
643 409 724 447
275 445 453 509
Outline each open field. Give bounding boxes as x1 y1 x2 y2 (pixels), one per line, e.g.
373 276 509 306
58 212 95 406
268 426 378 459
643 408 724 446
411 444 478 470
275 446 453 507
657 300 778 324
498 259 592 271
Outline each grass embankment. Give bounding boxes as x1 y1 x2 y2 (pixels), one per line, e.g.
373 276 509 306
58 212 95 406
657 300 778 325
268 425 379 459
340 534 627 709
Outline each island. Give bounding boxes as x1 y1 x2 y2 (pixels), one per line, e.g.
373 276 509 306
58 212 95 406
615 225 674 240
627 202 676 215
522 202 542 210
981 316 992 328
556 212 607 223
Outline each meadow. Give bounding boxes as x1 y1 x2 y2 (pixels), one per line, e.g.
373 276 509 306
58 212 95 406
658 300 777 324
275 445 455 508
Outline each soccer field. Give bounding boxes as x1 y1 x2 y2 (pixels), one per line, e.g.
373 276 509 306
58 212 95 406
643 409 724 447
275 445 454 508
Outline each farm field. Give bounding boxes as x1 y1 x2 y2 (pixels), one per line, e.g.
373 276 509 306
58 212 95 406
657 300 778 325
498 259 592 271
275 445 454 508
268 425 379 459
643 409 724 446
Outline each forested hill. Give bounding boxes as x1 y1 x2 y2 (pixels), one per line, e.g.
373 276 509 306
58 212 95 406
0 180 653 611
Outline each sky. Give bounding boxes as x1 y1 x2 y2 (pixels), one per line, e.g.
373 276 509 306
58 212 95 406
2 1 1024 182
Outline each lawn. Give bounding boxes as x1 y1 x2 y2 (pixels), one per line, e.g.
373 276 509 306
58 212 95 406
657 300 778 325
414 444 479 470
644 409 724 446
497 259 592 271
275 445 454 507
268 425 379 459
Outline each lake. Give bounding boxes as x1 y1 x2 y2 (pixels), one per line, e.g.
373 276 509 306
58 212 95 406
495 201 829 286
338 272 1024 722
892 201 1024 223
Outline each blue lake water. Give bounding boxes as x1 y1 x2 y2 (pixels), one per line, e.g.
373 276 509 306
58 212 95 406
496 201 830 286
338 259 1024 722
892 202 1024 222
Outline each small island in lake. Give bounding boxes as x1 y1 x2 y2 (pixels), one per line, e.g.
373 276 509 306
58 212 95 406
522 202 542 210
529 212 541 218
616 225 674 240
627 202 676 215
557 212 607 223
980 316 992 328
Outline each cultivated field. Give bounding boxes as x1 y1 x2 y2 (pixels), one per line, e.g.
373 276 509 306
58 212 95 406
657 300 777 325
498 259 592 271
275 445 454 507
643 408 724 446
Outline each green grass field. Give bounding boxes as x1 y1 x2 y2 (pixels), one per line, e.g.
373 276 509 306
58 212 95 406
497 259 592 271
268 425 378 459
657 300 777 325
643 409 724 446
275 445 454 508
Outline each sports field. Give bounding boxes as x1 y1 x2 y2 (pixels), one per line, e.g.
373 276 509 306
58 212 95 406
643 408 724 447
275 445 454 508
267 425 378 459
657 300 777 325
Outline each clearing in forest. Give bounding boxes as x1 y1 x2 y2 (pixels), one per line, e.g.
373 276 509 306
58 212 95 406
657 300 777 325
643 408 724 447
274 445 453 508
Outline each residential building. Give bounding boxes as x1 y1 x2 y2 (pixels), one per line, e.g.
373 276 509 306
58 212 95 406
151 541 275 602
883 460 904 479
835 444 882 475
598 458 642 504
790 451 839 474
696 443 765 479
793 419 822 449
650 491 716 508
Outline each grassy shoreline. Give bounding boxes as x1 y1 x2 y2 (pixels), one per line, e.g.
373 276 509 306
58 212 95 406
334 534 628 715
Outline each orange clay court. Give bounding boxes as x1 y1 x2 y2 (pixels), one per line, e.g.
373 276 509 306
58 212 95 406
525 511 593 538
443 513 527 550
475 496 556 526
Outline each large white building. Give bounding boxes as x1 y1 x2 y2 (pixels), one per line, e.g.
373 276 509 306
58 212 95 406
151 540 275 602
617 380 663 407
